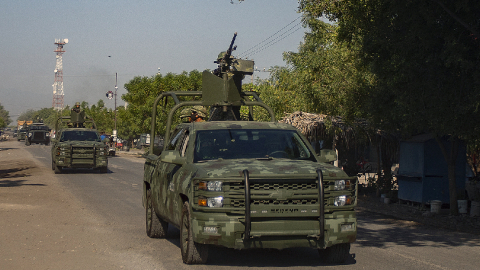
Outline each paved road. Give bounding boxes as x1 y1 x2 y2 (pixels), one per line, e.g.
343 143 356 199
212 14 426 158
6 141 480 269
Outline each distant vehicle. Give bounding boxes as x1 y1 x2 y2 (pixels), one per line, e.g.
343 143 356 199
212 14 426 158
17 128 27 141
25 123 50 146
136 133 150 149
51 109 108 174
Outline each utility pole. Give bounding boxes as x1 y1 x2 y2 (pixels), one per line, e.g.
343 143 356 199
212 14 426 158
106 73 118 139
114 72 118 138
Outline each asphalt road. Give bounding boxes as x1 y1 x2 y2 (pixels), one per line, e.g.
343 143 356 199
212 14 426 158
3 140 480 269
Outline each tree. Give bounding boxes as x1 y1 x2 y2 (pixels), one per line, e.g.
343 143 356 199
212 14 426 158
0 103 10 128
84 100 114 134
301 0 480 214
122 71 202 138
281 17 374 122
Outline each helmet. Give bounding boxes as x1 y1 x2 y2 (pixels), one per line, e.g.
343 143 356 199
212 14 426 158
180 108 192 119
191 106 207 118
217 51 227 60
75 102 80 107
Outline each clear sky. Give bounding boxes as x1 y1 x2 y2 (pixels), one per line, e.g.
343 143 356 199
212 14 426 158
0 0 306 122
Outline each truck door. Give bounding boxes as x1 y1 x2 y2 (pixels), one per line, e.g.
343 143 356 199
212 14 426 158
155 127 189 221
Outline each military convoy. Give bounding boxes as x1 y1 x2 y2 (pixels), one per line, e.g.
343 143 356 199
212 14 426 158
50 105 108 174
143 33 358 264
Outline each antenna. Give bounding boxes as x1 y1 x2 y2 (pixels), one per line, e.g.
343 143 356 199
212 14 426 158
52 39 68 110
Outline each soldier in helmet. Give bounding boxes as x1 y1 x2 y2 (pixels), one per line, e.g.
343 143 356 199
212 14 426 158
72 102 81 113
180 106 207 123
71 102 85 127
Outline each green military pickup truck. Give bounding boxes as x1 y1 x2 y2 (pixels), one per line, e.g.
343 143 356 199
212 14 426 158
51 112 108 174
143 33 357 264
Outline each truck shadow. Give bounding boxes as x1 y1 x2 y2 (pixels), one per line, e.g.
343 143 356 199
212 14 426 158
0 167 32 179
57 168 110 174
356 211 480 248
0 179 46 187
164 226 356 266
0 147 18 151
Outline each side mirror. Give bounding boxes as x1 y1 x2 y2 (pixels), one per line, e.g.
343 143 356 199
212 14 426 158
318 149 337 163
160 150 186 165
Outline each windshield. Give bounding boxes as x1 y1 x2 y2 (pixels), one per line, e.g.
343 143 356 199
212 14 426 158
30 125 49 130
194 129 316 162
60 130 101 142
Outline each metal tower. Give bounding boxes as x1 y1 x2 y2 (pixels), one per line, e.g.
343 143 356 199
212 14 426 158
52 38 68 110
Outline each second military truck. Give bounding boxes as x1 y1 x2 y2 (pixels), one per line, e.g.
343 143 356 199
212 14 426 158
51 107 108 174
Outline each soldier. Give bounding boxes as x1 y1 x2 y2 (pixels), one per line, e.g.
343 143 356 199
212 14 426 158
180 106 207 123
72 102 81 113
70 102 85 127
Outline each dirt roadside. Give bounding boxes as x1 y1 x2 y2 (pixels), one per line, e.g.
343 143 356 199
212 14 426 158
0 140 124 270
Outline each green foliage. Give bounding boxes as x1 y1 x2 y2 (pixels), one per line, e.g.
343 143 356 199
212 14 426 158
0 103 10 128
17 107 58 128
246 17 374 124
300 0 480 214
301 0 480 136
83 100 114 134
121 71 203 138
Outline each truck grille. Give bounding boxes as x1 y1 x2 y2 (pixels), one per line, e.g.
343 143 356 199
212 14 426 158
231 198 318 208
230 182 317 191
33 132 45 140
226 180 319 208
70 146 96 165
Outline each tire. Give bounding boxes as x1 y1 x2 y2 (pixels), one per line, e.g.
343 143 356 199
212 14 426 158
146 190 168 238
318 243 350 264
180 201 208 264
54 165 62 174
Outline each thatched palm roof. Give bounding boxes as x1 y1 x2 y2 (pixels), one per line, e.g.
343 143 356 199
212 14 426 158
280 111 359 142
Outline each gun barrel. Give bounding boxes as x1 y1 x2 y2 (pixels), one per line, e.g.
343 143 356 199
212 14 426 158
226 32 238 58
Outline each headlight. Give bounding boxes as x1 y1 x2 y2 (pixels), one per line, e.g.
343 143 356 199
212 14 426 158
198 196 223 207
334 180 351 190
198 181 223 191
207 197 223 207
334 195 354 206
28 133 32 137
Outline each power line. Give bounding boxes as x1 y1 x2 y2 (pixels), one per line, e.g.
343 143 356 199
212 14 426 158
242 23 303 58
238 16 303 59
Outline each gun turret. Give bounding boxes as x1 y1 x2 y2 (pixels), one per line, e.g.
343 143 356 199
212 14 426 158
203 33 255 120
214 32 237 76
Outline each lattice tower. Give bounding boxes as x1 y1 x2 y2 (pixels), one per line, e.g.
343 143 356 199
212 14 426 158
52 39 68 110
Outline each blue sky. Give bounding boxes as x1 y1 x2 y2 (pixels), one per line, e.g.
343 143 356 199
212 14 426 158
0 0 306 122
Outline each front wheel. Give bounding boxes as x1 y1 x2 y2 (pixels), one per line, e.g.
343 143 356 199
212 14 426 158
54 164 62 174
145 190 168 238
180 201 208 264
318 243 351 264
